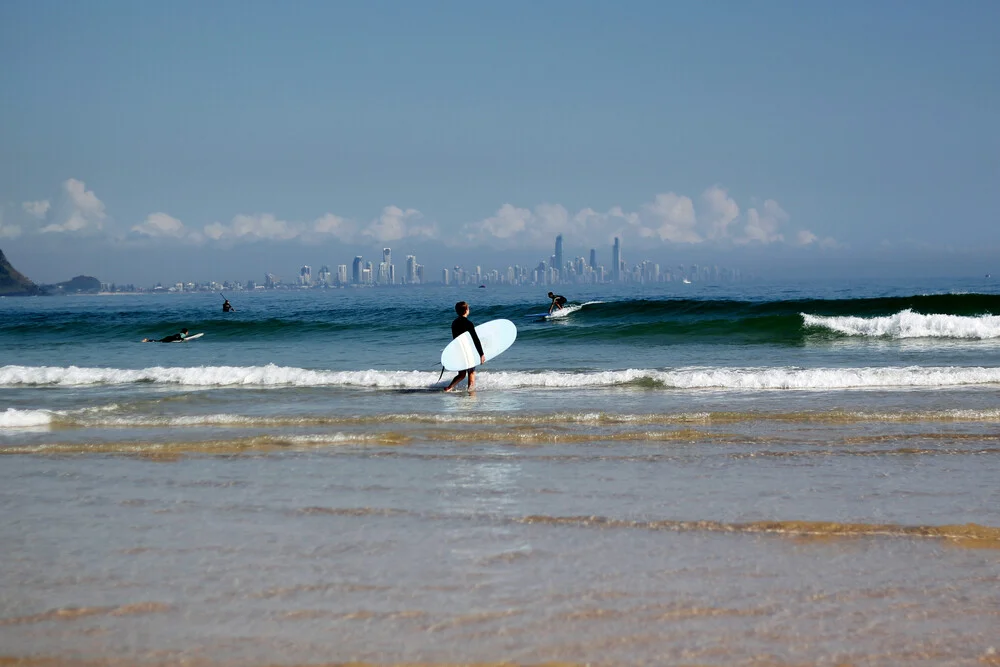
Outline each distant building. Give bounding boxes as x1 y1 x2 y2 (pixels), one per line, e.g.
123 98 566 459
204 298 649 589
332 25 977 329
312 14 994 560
337 264 348 286
612 237 621 283
554 235 564 283
406 255 417 284
378 248 393 285
299 265 312 286
317 265 331 286
589 248 597 269
352 256 363 284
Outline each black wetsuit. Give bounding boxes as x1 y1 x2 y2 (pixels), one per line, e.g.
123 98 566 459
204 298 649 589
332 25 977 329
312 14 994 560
552 295 567 307
222 302 232 312
451 315 484 369
158 333 186 343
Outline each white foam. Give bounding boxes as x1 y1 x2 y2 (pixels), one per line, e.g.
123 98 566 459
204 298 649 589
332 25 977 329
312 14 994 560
0 408 54 429
3 363 1000 391
472 367 1000 390
548 300 603 319
0 364 435 388
803 310 1000 339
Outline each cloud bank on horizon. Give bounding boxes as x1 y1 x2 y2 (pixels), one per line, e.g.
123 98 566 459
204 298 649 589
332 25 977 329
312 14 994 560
5 179 837 252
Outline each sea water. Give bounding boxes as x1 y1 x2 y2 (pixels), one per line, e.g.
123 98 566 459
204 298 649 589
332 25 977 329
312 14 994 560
1 279 999 665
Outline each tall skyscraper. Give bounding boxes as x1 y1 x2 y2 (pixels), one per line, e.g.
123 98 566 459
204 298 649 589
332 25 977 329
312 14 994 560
589 248 597 269
352 256 363 284
299 265 311 286
383 248 391 265
406 255 417 284
337 265 348 285
612 237 621 282
554 235 564 282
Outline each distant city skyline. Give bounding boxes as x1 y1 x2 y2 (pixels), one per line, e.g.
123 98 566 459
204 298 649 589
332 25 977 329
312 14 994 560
83 233 746 292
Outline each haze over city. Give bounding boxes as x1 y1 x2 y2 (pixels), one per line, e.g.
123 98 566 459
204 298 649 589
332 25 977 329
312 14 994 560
1 1 996 285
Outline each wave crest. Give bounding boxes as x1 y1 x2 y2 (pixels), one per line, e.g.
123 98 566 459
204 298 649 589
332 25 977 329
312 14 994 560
3 363 1000 390
803 309 1000 339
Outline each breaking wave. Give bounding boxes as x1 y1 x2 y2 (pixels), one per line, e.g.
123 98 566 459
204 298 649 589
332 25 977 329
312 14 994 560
3 363 1000 390
803 309 1000 339
0 408 54 428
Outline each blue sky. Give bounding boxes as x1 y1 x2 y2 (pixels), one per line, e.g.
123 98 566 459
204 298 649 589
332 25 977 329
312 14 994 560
1 0 997 284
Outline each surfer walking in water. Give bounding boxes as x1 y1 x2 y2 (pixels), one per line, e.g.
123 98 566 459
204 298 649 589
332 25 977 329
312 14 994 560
222 299 234 312
547 291 567 314
143 328 189 343
444 301 485 392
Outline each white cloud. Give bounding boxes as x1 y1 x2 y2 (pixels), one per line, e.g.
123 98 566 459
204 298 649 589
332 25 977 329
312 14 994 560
131 212 193 240
461 204 531 244
795 229 818 245
12 179 835 255
738 199 789 245
204 213 303 242
41 179 107 234
0 211 22 239
458 203 576 248
699 186 740 240
640 193 700 243
190 207 438 245
795 230 842 249
362 206 436 243
458 187 827 250
22 200 50 219
312 213 357 242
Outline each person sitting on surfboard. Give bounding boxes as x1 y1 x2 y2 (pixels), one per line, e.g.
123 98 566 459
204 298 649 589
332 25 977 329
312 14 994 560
444 301 485 392
547 292 567 314
142 328 189 343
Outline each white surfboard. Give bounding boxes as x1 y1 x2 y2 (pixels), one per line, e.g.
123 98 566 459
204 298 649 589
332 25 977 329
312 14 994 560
440 319 517 371
177 333 204 342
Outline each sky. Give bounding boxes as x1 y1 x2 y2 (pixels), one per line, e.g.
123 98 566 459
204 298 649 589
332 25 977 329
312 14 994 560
1 0 997 285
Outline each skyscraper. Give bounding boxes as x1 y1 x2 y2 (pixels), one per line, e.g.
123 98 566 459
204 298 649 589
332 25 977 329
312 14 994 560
554 235 564 283
612 237 621 283
406 255 417 284
352 256 363 284
589 248 597 269
376 248 392 285
299 265 311 286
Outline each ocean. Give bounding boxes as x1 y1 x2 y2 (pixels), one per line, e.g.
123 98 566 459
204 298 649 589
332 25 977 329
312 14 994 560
2 279 999 666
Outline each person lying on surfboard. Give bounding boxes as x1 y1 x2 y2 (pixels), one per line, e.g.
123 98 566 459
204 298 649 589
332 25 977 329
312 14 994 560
444 301 485 392
547 292 567 314
142 328 189 343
